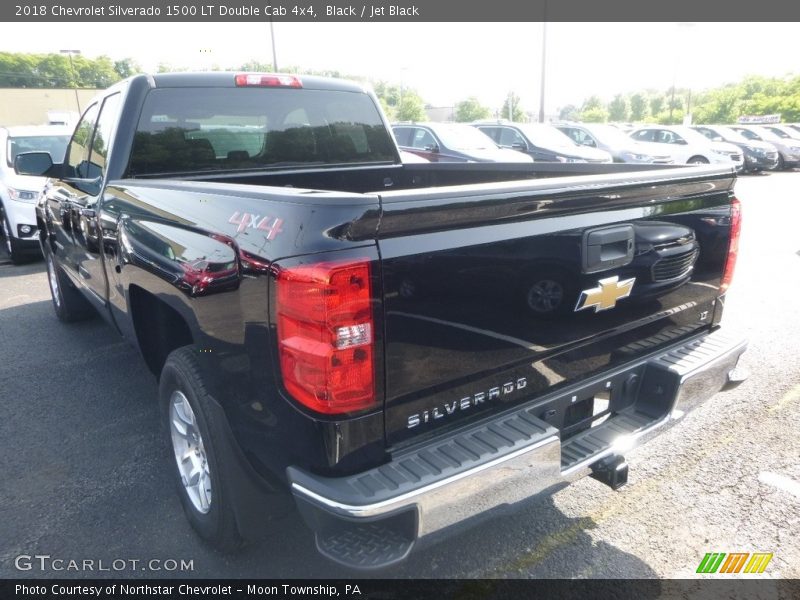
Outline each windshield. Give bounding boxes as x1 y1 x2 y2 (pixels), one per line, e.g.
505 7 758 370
7 135 70 167
517 124 577 148
584 124 632 145
763 126 792 139
434 124 498 151
747 127 781 142
671 126 715 145
128 87 397 176
710 126 749 143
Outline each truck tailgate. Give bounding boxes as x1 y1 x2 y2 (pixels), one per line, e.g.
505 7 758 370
377 166 736 446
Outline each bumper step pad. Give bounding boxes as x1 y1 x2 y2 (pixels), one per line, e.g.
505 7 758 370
316 522 414 570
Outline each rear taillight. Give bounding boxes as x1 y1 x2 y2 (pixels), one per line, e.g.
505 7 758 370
276 259 376 415
720 197 742 293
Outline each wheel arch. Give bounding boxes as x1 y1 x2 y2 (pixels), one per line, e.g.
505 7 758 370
129 284 194 376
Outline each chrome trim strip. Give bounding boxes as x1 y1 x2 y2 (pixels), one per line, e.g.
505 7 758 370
291 434 560 519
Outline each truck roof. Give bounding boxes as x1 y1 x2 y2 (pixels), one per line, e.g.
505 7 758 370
146 72 370 94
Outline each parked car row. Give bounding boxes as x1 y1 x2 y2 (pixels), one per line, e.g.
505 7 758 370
3 117 798 267
391 119 800 176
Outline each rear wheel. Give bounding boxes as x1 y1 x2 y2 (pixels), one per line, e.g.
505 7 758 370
45 251 95 321
160 346 244 552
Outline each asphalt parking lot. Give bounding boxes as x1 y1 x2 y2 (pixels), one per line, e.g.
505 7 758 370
1 170 799 580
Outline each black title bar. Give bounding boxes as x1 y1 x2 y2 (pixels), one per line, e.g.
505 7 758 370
2 579 799 600
4 0 800 22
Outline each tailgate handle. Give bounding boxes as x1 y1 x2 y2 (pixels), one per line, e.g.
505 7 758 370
582 224 635 273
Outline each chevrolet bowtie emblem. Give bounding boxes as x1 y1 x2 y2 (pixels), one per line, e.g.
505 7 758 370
575 276 636 312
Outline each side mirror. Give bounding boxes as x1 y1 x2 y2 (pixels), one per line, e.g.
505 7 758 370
511 142 527 151
15 152 54 176
424 144 440 153
713 136 724 142
581 139 596 147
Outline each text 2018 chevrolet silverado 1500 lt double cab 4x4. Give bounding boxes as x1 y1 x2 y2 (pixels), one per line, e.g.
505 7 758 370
16 72 746 569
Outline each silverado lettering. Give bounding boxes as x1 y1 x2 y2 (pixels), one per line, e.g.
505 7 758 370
21 71 746 569
407 378 528 428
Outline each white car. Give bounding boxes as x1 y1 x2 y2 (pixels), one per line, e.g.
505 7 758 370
0 125 71 263
629 125 744 170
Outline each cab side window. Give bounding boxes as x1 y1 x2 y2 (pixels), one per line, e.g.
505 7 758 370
87 93 122 181
632 129 654 142
66 104 100 178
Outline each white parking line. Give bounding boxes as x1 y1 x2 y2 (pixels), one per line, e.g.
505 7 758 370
758 472 800 500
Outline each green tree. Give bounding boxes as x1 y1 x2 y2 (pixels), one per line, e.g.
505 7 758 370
239 60 273 72
629 93 648 122
649 95 665 118
580 107 609 123
558 104 580 121
608 94 629 122
579 96 608 122
396 90 426 122
500 92 525 122
455 97 490 122
113 58 141 80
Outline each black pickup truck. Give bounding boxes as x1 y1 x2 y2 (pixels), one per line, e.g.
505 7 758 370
16 72 747 569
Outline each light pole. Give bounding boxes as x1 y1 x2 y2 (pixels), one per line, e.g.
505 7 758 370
269 19 279 71
60 49 81 113
538 20 547 123
668 23 695 124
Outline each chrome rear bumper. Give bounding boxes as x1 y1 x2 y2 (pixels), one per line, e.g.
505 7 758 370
288 329 747 569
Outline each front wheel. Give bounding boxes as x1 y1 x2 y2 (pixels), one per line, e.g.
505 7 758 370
160 346 243 552
687 156 709 165
1 206 25 265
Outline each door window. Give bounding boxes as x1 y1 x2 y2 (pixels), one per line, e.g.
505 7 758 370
65 104 100 178
498 127 526 147
86 93 122 182
410 128 437 150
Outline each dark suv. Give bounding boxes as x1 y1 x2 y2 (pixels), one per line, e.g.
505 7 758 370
692 125 779 172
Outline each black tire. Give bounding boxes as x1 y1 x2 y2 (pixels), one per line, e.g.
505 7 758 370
0 204 26 265
687 156 709 165
44 249 95 321
777 154 786 170
159 346 244 553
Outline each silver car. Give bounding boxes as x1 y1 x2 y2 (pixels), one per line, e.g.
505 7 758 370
556 122 674 164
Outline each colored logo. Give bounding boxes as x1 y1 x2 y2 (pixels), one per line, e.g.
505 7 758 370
696 552 773 574
574 276 635 312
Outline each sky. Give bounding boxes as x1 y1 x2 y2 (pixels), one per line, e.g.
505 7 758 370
1 22 798 114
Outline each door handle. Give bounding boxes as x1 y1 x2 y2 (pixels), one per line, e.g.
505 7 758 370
582 224 635 273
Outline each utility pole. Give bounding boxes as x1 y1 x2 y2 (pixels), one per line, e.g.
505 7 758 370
538 19 547 123
60 49 82 114
269 18 278 71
